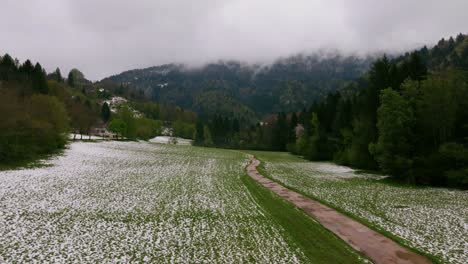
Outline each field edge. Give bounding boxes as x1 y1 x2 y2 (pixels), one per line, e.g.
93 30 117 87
252 153 443 264
241 164 368 264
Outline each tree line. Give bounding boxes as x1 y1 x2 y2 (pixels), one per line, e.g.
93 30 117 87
0 53 199 165
0 54 69 163
287 56 468 188
194 34 468 188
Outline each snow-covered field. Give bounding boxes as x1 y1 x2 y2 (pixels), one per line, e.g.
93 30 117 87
0 142 303 263
69 134 106 140
257 152 468 264
149 136 193 145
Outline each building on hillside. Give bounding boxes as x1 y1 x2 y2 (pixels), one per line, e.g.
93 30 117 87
92 127 118 139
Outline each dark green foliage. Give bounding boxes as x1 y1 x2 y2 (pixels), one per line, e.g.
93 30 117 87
263 34 468 188
2 33 467 189
0 89 68 162
172 120 195 139
101 102 111 122
108 119 127 139
0 54 50 95
272 112 288 151
55 68 63 82
102 55 373 118
0 53 177 166
132 102 160 119
48 67 64 83
67 68 91 88
203 126 214 146
193 120 204 145
33 63 49 94
288 112 298 143
119 106 137 139
439 143 468 187
306 113 321 159
0 54 17 80
0 54 68 164
131 101 197 125
67 70 75 87
185 40 465 187
19 60 34 76
109 113 162 140
193 90 257 122
369 89 415 180
135 118 162 140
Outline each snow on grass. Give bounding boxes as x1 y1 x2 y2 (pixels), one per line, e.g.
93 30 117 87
0 142 303 263
257 152 468 264
149 136 193 145
68 134 107 140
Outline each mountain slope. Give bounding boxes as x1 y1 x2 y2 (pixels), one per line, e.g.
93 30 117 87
101 54 374 118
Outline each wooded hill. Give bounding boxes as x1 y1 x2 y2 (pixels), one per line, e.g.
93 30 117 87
0 54 198 166
101 54 374 119
2 33 467 188
206 33 468 188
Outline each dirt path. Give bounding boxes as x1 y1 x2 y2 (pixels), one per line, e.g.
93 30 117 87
246 157 432 264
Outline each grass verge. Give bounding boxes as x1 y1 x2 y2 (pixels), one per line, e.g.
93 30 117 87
241 172 367 263
252 154 442 264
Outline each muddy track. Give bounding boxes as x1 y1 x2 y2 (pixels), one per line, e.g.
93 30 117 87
246 156 432 264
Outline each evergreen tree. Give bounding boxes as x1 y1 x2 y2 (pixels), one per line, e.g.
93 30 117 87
55 68 63 82
419 74 458 148
67 70 75 88
370 88 415 180
407 52 428 81
272 112 288 151
289 112 298 143
194 120 204 145
0 54 17 80
33 63 48 94
232 118 240 133
308 109 332 160
20 60 34 75
203 126 214 146
298 107 307 125
101 102 111 123
448 37 455 50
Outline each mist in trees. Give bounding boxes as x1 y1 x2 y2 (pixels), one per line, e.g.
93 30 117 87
193 35 468 189
369 88 414 181
2 33 467 188
284 49 468 188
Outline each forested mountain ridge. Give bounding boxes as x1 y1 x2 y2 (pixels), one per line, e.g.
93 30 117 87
101 54 374 117
397 33 468 71
163 33 468 189
103 33 468 121
218 33 468 188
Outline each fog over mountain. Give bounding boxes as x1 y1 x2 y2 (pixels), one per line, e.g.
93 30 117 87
1 0 467 80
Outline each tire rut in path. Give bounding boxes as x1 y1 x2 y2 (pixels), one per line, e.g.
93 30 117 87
246 156 432 264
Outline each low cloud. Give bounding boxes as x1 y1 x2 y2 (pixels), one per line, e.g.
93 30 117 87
1 0 467 80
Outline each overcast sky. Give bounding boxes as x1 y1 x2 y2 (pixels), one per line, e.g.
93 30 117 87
1 0 467 80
